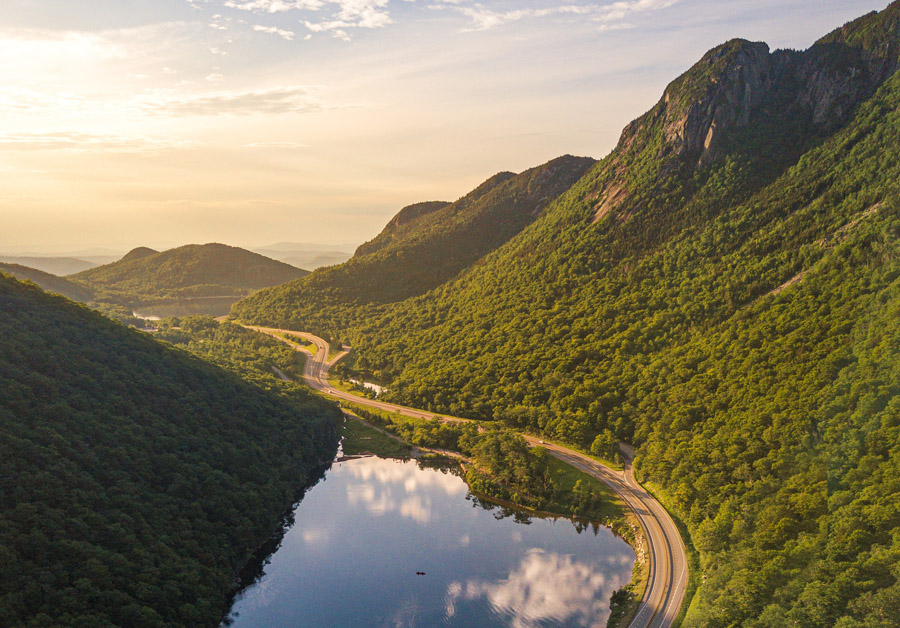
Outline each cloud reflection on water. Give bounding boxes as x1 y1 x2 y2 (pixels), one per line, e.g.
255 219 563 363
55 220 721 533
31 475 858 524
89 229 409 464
445 548 629 628
343 457 466 523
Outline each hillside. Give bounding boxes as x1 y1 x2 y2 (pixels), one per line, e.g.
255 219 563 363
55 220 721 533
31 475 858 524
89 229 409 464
119 246 158 262
0 255 96 275
231 155 595 331
353 200 451 257
0 273 340 627
72 243 308 307
0 262 93 302
234 3 900 625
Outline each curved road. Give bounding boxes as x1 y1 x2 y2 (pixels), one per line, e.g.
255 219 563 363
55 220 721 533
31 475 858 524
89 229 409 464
247 325 688 628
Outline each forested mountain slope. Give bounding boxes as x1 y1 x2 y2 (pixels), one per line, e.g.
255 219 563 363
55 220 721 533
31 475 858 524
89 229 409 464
236 3 900 625
354 200 451 257
0 262 93 302
231 155 595 331
0 274 340 627
72 243 307 306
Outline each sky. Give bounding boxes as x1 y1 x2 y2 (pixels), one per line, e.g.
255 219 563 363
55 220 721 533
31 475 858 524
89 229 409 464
0 0 891 254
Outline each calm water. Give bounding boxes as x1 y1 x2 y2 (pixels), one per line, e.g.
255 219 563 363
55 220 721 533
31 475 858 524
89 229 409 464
225 456 635 628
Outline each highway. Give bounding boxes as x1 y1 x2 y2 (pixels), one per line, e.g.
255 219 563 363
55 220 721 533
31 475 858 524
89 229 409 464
245 325 688 628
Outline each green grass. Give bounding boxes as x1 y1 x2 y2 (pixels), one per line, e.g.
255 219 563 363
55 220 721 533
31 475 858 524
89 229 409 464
331 377 360 395
528 433 624 471
330 377 381 400
340 414 412 459
542 454 627 521
281 332 317 357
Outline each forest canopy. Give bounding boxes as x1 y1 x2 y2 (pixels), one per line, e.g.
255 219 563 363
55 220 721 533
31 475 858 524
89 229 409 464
0 274 341 628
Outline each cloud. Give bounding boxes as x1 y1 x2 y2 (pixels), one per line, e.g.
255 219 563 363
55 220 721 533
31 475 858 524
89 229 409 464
434 0 680 32
252 24 297 39
138 85 333 116
0 131 199 153
0 88 90 115
223 0 324 11
209 0 396 39
444 548 632 628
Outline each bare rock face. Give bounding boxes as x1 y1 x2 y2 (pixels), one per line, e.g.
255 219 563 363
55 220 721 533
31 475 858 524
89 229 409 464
661 40 775 166
592 1 900 224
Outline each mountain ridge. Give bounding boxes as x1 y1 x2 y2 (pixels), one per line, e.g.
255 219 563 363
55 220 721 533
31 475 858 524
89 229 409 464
232 154 596 330
0 263 94 302
233 3 900 625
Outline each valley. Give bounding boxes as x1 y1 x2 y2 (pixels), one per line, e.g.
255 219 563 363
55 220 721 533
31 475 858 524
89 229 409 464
244 324 689 628
4 2 900 627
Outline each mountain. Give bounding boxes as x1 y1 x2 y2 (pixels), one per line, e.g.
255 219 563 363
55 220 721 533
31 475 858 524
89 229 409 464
0 262 93 302
353 200 451 257
234 3 900 625
0 273 340 627
232 155 596 331
119 246 159 262
0 255 97 275
72 243 308 307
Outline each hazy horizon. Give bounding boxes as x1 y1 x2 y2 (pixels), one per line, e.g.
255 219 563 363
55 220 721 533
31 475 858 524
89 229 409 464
1 0 889 253
0 239 362 257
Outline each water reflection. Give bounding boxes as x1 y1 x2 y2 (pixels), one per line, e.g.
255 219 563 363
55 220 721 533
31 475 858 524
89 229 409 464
225 457 634 628
344 456 467 523
445 548 631 628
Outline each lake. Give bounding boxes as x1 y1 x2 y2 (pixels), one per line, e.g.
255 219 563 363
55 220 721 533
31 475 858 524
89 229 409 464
224 456 635 628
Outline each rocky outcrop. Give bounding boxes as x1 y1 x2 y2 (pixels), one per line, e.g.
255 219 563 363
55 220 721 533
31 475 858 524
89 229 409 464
660 40 775 166
591 1 900 223
620 1 900 168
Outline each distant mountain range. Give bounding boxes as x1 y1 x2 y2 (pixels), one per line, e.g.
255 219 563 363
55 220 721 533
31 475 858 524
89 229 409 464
0 243 311 322
230 3 900 625
71 243 308 309
0 241 354 279
250 242 353 271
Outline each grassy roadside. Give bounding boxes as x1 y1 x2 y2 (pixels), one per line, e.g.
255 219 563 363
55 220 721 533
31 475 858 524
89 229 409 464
542 455 628 523
330 376 379 399
526 434 625 472
341 414 412 458
277 332 318 357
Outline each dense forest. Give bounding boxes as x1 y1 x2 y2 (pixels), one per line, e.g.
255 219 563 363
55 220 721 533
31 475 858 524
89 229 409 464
0 275 341 628
231 4 900 625
71 243 307 307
